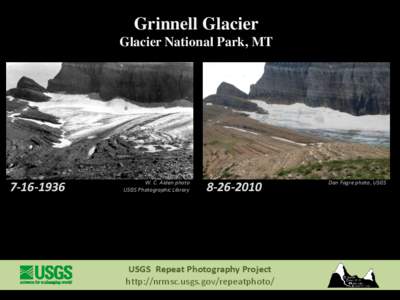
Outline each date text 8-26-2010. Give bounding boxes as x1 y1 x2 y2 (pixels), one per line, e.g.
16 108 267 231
206 182 262 192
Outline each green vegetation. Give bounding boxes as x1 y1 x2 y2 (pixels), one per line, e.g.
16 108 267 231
220 164 237 179
276 158 390 180
202 168 210 180
203 164 238 180
207 140 220 146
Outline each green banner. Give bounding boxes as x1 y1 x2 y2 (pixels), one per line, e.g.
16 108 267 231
0 260 399 290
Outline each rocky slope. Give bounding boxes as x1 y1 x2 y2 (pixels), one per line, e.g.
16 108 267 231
17 76 47 92
203 104 390 179
249 63 390 115
7 133 193 180
47 62 193 103
217 82 248 99
204 82 267 114
6 77 50 102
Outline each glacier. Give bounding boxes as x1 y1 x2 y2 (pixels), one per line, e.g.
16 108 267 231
23 93 193 151
241 100 390 146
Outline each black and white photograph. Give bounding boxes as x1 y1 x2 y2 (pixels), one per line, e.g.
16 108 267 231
6 62 193 180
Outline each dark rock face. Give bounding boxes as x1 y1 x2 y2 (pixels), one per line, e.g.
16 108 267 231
47 62 193 103
249 63 390 115
205 82 268 114
17 76 47 92
7 76 50 102
217 82 248 99
7 88 51 102
6 97 29 111
204 94 266 114
18 108 60 124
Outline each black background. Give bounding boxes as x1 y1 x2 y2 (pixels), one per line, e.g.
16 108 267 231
1 1 399 297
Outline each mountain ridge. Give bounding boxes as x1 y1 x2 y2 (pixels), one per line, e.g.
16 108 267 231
47 62 193 103
249 62 390 116
204 81 267 114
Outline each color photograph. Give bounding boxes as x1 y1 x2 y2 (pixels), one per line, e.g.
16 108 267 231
203 62 390 179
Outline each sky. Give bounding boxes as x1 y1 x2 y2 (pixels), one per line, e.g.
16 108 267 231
6 62 62 90
6 62 265 98
202 62 265 97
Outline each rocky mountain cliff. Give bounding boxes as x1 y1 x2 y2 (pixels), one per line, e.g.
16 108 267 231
217 82 248 99
47 62 193 103
249 63 390 115
6 77 50 102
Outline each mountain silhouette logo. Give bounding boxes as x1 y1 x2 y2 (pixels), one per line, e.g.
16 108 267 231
328 263 379 288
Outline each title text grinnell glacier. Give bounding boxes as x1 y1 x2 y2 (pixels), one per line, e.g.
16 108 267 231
133 17 259 31
120 36 273 48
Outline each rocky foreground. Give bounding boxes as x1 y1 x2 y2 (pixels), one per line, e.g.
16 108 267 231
7 128 192 180
203 104 389 179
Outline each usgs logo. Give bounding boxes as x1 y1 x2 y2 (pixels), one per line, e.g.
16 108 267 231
20 265 73 284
